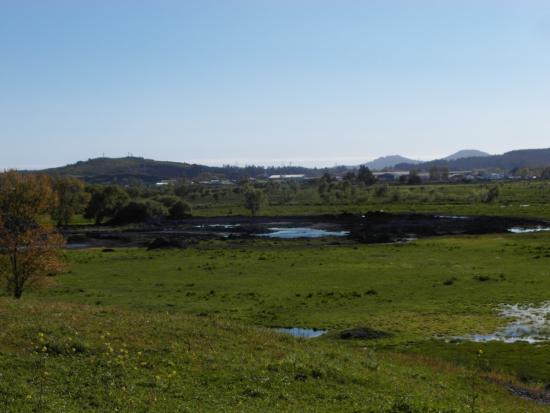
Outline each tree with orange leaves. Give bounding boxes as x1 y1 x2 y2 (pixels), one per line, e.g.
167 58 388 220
0 171 65 298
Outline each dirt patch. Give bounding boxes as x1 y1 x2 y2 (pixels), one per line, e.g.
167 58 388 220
340 327 391 340
146 237 194 250
485 376 550 406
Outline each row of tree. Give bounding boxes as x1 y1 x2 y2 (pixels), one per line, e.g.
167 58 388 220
84 186 192 225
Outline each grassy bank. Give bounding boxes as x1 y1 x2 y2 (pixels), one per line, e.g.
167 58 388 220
0 299 546 412
2 231 550 411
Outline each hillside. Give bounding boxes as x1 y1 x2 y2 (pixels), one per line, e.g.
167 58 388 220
38 148 550 184
44 157 203 183
396 148 550 171
42 157 314 184
365 155 421 170
444 149 490 161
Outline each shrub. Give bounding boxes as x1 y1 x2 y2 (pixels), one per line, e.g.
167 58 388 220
112 200 168 224
483 185 500 203
153 195 181 208
374 185 389 198
169 200 192 219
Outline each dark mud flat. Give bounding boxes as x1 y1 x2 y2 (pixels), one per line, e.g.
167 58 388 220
351 212 548 243
63 212 548 249
63 215 352 249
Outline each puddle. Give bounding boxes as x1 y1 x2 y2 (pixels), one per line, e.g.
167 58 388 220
272 327 327 338
459 303 550 344
508 226 550 234
194 224 240 229
258 227 350 239
65 243 93 250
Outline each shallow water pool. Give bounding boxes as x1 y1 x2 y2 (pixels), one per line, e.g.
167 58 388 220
258 227 349 239
273 327 327 338
508 226 550 234
458 302 550 344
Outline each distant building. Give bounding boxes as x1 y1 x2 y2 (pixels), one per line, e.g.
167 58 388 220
268 174 306 181
155 179 177 186
374 173 398 182
198 179 234 186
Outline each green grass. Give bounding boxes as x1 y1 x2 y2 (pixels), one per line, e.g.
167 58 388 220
193 201 550 221
67 180 550 222
3 231 550 411
0 299 546 412
48 233 550 339
189 181 550 220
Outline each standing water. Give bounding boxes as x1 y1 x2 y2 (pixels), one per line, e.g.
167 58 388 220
459 303 550 344
273 327 327 338
258 227 349 239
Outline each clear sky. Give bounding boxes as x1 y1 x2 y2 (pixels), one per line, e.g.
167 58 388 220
2 0 550 169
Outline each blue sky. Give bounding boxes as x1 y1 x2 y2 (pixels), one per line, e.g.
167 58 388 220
2 0 550 169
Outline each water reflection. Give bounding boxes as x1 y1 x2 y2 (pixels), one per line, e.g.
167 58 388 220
259 227 349 239
273 327 327 338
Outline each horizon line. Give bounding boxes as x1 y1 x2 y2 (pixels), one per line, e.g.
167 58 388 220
5 151 496 171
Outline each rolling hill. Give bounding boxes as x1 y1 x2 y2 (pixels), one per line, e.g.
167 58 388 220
396 148 550 171
364 155 421 170
41 157 315 184
37 148 550 184
444 149 490 161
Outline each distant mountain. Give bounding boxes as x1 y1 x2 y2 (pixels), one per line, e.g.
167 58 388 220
444 150 490 161
396 148 550 171
35 148 550 184
364 155 421 170
40 157 316 184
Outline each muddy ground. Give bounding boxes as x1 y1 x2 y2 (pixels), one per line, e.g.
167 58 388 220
63 212 548 249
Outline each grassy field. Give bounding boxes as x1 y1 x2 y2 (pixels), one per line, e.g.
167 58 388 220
193 201 550 221
189 181 550 220
49 233 550 339
69 180 550 224
2 231 550 411
0 299 548 412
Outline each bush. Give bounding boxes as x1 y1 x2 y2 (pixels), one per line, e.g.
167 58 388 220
111 200 168 224
374 185 389 198
169 200 192 219
153 195 181 208
483 185 500 203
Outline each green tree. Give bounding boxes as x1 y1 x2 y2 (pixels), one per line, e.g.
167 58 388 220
406 170 422 185
169 200 193 219
244 187 266 216
429 166 449 182
173 179 191 198
153 195 181 208
51 176 89 227
357 165 376 186
483 185 500 203
317 173 333 203
111 199 168 224
343 171 356 183
374 184 389 198
84 185 129 224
